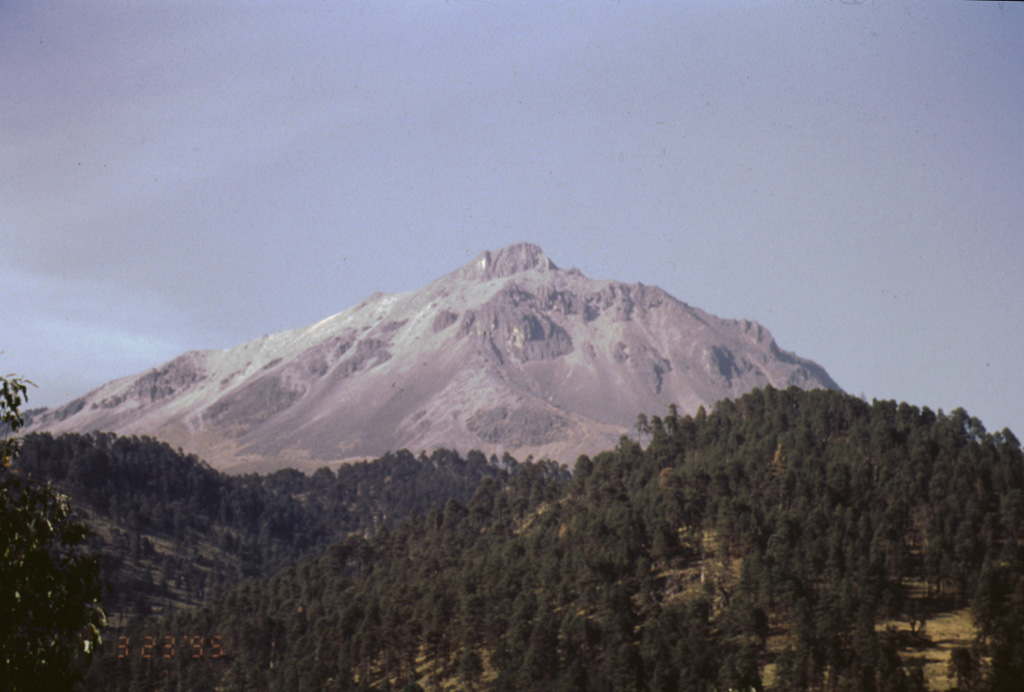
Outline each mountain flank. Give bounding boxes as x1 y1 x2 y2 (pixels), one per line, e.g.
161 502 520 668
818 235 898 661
78 388 1024 691
28 243 840 472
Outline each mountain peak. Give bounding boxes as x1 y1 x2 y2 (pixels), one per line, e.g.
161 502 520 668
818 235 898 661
29 242 841 472
464 242 558 280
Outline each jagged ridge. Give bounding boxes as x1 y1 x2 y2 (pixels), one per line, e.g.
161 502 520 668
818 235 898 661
28 243 841 472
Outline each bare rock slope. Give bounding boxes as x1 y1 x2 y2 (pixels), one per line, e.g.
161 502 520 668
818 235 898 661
29 243 840 472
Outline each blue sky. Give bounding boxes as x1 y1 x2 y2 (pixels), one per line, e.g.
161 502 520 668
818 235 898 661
2 1 1022 436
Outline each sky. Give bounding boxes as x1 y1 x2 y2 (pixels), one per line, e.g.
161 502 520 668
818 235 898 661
2 1 1022 437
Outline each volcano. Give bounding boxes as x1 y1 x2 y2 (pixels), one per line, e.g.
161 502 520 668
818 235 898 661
28 243 840 472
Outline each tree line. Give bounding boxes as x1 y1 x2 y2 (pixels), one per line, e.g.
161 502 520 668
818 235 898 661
16 432 512 628
69 386 1024 691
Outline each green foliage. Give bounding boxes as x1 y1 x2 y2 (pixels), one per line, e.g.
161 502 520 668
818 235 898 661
0 375 104 692
0 476 105 691
1 374 32 466
50 386 1024 691
17 434 510 626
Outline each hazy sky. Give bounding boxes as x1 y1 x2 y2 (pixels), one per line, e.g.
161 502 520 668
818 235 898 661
2 1 1022 437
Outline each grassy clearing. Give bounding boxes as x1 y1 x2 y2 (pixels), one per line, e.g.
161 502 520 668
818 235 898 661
876 581 978 691
883 607 977 691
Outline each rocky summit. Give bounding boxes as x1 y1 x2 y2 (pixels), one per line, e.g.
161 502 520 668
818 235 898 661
28 243 840 472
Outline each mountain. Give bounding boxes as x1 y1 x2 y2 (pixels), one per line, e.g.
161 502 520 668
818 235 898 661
27 242 840 472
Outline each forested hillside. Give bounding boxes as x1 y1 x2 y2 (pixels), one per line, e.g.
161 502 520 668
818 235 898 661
16 433 509 624
77 387 1024 692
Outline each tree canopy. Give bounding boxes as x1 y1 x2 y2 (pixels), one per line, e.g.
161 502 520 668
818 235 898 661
69 386 1024 691
1 375 105 692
